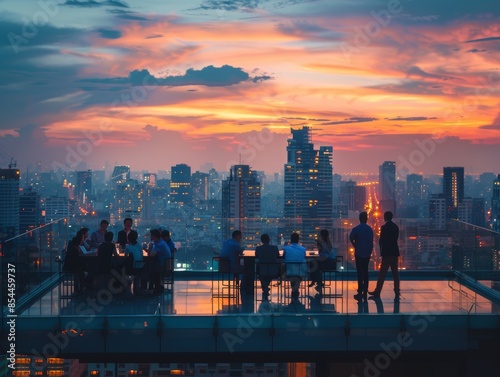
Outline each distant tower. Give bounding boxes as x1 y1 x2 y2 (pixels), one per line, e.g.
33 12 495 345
110 165 130 187
0 168 20 237
222 165 261 248
170 164 192 206
379 161 396 215
406 173 423 206
443 167 464 219
191 171 209 204
76 170 92 204
284 126 333 246
19 188 41 234
429 194 446 230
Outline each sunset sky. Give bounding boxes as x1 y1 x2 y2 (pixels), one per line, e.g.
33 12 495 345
1 0 499 177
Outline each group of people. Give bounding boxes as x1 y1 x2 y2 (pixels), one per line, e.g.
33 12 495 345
62 218 176 295
349 211 400 301
221 229 337 301
220 210 400 302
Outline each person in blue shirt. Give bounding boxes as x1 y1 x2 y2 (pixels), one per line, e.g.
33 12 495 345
149 228 171 294
350 211 374 300
220 230 244 285
283 232 307 298
161 229 177 253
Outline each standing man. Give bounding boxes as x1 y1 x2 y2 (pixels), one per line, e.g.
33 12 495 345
349 212 374 300
117 218 133 250
369 211 400 299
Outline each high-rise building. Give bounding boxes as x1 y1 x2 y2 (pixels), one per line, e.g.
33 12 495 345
379 161 396 215
112 180 142 222
170 164 192 206
76 169 92 204
284 126 333 246
191 171 209 204
43 196 69 223
492 174 500 232
443 167 464 219
406 173 423 206
142 172 157 187
429 194 446 230
222 165 261 248
110 165 130 186
0 168 20 237
208 168 221 200
19 188 41 234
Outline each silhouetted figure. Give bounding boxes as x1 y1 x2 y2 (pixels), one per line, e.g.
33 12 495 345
117 217 133 250
97 231 117 274
309 229 335 292
369 211 400 299
283 232 306 299
220 230 244 286
350 212 374 300
255 233 280 300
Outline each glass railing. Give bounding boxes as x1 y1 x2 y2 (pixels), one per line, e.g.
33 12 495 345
1 218 68 312
2 217 499 316
68 216 459 272
449 219 500 282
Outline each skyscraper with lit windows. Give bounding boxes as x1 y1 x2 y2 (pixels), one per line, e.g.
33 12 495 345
170 164 192 206
222 164 261 248
284 126 333 246
443 166 464 219
379 161 396 215
0 168 20 237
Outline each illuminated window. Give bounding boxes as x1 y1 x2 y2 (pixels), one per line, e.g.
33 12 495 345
47 371 65 377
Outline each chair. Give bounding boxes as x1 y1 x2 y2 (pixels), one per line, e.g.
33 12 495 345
162 257 175 293
283 262 309 300
212 256 238 299
255 260 283 301
321 256 343 297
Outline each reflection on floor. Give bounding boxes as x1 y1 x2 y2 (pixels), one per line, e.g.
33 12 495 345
20 278 496 317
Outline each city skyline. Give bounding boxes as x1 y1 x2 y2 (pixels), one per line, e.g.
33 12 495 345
1 0 500 175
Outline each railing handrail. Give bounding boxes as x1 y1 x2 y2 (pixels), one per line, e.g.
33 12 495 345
451 219 500 235
3 217 67 243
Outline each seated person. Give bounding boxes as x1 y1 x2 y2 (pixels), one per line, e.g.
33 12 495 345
97 231 118 274
117 217 133 250
255 233 280 299
63 227 89 293
88 219 109 249
124 230 143 274
283 232 307 298
220 230 244 286
148 229 171 294
309 229 336 290
161 229 177 253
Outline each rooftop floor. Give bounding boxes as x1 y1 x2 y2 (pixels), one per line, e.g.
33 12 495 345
20 273 499 317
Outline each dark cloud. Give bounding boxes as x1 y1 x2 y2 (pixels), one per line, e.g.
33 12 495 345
465 36 500 43
386 117 437 121
466 49 487 53
321 117 378 125
480 113 500 130
106 9 150 21
407 66 454 81
97 29 122 39
64 0 129 8
145 34 163 39
80 66 273 87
